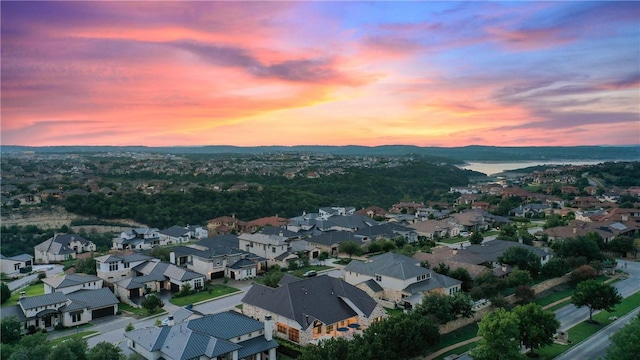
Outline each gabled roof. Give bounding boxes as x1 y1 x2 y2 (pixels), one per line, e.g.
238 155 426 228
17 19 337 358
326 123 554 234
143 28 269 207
159 225 190 238
0 305 27 322
242 275 378 330
134 261 204 282
307 231 361 246
344 252 430 281
5 253 34 262
197 235 240 249
124 311 277 360
238 233 288 246
354 222 416 238
34 234 93 255
42 273 101 289
19 292 67 310
229 258 255 269
65 288 119 309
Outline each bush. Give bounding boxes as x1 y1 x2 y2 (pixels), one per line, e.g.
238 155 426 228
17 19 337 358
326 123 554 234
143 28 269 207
125 322 134 332
54 324 67 331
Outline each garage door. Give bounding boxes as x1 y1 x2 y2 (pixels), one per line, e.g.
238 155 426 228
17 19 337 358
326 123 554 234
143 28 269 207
170 282 180 292
92 306 115 319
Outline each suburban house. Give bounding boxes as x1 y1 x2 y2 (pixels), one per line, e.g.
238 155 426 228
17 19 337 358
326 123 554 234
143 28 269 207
0 288 119 331
110 259 206 306
343 253 462 309
410 219 460 239
10 193 41 206
158 225 209 245
242 275 386 345
0 253 33 275
238 233 298 267
34 234 96 264
170 241 266 280
125 310 278 360
245 216 291 233
95 253 153 282
43 273 103 295
354 222 419 243
306 231 363 257
207 215 247 235
112 228 161 250
543 220 638 242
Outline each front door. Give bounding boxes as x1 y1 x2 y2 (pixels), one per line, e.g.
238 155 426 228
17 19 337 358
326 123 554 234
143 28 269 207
44 315 53 327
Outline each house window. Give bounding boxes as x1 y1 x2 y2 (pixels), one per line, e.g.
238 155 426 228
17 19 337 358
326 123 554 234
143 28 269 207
288 328 300 343
326 324 333 334
14 264 20 271
109 263 118 271
72 312 82 323
375 275 381 282
124 262 130 268
277 323 287 333
272 247 276 253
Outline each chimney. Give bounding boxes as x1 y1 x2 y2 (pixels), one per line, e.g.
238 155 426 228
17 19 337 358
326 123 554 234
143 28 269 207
170 251 176 264
452 249 458 255
167 315 174 326
573 227 577 234
502 265 507 272
264 315 273 341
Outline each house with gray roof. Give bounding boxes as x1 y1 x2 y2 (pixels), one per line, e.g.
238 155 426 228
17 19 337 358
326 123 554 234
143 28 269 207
0 288 118 331
34 234 96 264
125 310 278 360
238 233 298 267
0 253 33 275
96 253 153 282
42 273 103 294
112 228 161 250
111 259 206 306
343 252 462 309
242 275 386 345
158 224 208 245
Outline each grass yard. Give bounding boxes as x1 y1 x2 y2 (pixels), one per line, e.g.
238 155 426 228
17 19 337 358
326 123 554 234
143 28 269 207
534 291 640 360
49 331 99 346
119 302 167 318
169 284 240 306
435 342 477 360
435 323 479 351
384 307 404 317
2 283 44 307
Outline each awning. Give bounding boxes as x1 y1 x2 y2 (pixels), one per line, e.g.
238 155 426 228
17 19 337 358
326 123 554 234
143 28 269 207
36 308 59 317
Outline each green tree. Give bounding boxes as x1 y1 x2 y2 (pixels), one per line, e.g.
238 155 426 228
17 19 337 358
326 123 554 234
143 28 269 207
263 270 284 288
497 246 541 275
470 308 523 360
149 247 171 262
1 282 11 304
449 267 473 292
364 313 439 359
607 236 635 257
553 235 603 262
604 315 640 360
512 303 560 356
541 258 568 278
7 333 51 360
125 322 135 332
59 337 88 360
0 316 22 344
507 267 532 287
515 285 535 304
318 251 329 263
87 341 122 360
449 291 474 319
469 231 484 245
414 293 453 324
339 241 361 259
571 279 623 321
434 262 450 276
141 294 163 314
75 257 97 275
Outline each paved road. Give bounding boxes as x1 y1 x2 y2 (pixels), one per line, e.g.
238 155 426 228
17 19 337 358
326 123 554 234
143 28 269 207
556 260 640 332
8 265 63 291
555 306 640 360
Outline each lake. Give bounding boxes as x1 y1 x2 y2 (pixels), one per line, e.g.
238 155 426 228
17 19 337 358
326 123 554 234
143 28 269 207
459 160 619 176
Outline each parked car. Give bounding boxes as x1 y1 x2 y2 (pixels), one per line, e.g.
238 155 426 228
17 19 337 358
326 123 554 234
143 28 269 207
303 270 317 277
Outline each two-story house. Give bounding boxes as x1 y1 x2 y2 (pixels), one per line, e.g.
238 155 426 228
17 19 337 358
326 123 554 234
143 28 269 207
34 234 96 264
170 241 265 280
112 228 161 250
343 253 462 309
95 253 153 283
238 233 297 267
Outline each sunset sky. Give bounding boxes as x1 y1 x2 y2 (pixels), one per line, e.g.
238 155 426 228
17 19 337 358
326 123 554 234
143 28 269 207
2 1 639 147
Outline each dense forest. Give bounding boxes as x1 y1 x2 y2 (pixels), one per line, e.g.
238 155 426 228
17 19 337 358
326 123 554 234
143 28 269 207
62 160 476 228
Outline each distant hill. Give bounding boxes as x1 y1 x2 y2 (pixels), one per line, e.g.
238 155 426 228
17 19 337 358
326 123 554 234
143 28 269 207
1 144 638 162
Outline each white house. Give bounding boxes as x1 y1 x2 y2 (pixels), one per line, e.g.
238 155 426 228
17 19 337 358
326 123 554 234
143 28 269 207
0 254 33 275
42 273 103 295
34 234 96 264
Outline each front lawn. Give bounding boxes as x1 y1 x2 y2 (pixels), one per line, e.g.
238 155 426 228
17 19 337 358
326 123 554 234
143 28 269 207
169 284 241 306
119 302 166 318
2 283 44 307
49 331 99 346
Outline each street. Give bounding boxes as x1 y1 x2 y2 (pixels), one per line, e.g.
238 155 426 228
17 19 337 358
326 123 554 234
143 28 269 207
555 306 640 360
556 260 640 332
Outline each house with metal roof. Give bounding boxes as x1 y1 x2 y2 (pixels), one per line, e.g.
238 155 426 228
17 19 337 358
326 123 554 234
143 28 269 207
111 259 206 306
169 240 265 281
0 253 33 275
95 253 153 282
42 273 103 294
0 288 118 331
34 234 96 264
343 252 462 309
241 275 386 345
125 310 278 360
238 233 298 267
